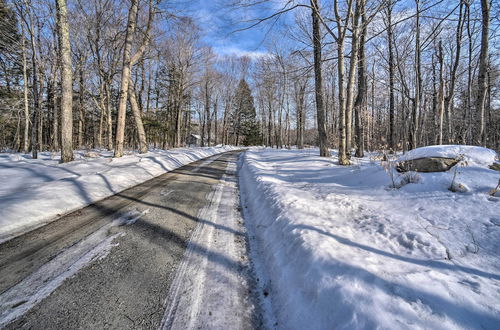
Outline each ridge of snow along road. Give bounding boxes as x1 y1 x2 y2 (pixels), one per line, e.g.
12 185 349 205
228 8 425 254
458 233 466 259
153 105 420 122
0 146 238 243
239 147 500 330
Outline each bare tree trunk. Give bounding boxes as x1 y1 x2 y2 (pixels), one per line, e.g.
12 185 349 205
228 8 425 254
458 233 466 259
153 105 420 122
354 0 366 158
202 79 210 147
78 60 85 148
295 80 306 149
465 2 473 144
56 0 73 162
214 97 218 145
105 83 113 150
114 0 138 157
52 87 59 150
437 40 445 145
385 0 396 151
114 0 154 156
175 96 183 147
411 0 422 150
24 3 40 159
444 1 465 144
50 63 59 151
128 81 148 153
21 19 30 153
332 0 353 164
311 0 329 157
345 0 361 156
476 0 489 146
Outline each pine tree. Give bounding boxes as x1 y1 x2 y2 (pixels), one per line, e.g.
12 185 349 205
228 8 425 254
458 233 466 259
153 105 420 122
0 0 21 88
0 0 22 150
231 79 261 146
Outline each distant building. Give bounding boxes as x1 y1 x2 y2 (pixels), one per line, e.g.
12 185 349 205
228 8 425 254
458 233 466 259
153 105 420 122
186 134 201 147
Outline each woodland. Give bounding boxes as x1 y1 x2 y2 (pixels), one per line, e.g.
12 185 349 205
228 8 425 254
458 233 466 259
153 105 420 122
0 0 498 164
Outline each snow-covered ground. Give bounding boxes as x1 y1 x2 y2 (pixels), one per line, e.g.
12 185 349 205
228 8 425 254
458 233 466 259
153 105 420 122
0 146 237 243
239 147 500 329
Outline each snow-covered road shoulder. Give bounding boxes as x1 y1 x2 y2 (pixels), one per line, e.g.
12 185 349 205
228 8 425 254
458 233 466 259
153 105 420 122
0 146 237 243
239 148 500 330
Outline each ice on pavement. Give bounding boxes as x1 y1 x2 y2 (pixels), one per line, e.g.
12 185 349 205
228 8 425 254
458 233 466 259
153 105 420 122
239 147 500 330
0 208 149 328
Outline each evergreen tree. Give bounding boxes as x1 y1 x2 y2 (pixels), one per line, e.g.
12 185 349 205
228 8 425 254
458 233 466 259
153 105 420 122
231 79 261 146
0 0 21 91
0 0 22 150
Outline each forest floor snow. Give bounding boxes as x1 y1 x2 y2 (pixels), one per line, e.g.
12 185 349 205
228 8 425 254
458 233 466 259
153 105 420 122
239 147 500 330
0 146 237 243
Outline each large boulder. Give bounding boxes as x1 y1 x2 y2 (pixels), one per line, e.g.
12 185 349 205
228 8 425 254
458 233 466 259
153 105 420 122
396 157 459 173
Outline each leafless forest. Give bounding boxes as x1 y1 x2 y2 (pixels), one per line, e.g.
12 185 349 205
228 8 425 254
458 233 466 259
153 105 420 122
0 0 498 163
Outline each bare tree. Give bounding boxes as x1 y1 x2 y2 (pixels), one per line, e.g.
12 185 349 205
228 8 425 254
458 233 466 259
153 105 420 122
56 0 73 162
310 0 328 157
384 0 396 151
476 0 490 146
354 0 367 157
114 0 155 157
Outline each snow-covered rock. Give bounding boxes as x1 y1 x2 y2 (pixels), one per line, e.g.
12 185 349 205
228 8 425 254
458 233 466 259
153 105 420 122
397 157 459 172
399 145 498 167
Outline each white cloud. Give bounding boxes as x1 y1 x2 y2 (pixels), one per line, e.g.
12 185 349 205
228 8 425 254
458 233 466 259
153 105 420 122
213 46 270 59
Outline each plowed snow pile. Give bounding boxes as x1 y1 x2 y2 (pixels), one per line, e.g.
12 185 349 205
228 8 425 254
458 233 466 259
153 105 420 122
0 146 237 242
240 146 499 330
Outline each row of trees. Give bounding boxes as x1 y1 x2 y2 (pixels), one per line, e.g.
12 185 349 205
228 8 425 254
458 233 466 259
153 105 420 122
242 0 498 163
0 0 498 165
0 0 262 162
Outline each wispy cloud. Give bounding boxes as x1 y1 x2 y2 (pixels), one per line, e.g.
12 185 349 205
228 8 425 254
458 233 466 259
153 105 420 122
179 0 275 59
213 46 270 59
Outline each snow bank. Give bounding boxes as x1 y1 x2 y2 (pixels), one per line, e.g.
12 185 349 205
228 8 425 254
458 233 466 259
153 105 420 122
0 146 237 243
239 148 500 330
400 145 498 166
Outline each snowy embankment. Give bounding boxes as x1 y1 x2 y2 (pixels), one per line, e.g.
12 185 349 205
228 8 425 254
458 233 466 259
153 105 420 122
239 147 500 329
0 146 237 243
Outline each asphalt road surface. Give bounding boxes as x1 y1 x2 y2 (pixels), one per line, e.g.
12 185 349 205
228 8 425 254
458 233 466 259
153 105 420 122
0 150 260 329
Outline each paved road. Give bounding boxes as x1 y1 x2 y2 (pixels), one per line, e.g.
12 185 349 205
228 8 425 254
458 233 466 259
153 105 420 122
0 150 258 329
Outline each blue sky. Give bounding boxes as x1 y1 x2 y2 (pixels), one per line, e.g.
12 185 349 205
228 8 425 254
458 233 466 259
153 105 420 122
175 0 284 58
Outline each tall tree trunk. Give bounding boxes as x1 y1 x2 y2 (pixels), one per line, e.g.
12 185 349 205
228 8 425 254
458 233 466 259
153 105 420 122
202 79 210 147
411 0 422 150
214 97 218 145
476 0 489 146
78 60 85 148
114 0 154 157
52 83 59 150
56 0 73 162
444 1 465 144
465 2 473 144
295 80 306 149
386 0 396 151
21 19 30 153
437 40 445 145
345 0 361 156
354 0 366 158
114 0 138 157
49 64 58 151
128 81 148 153
311 0 329 157
105 83 113 150
25 3 40 159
